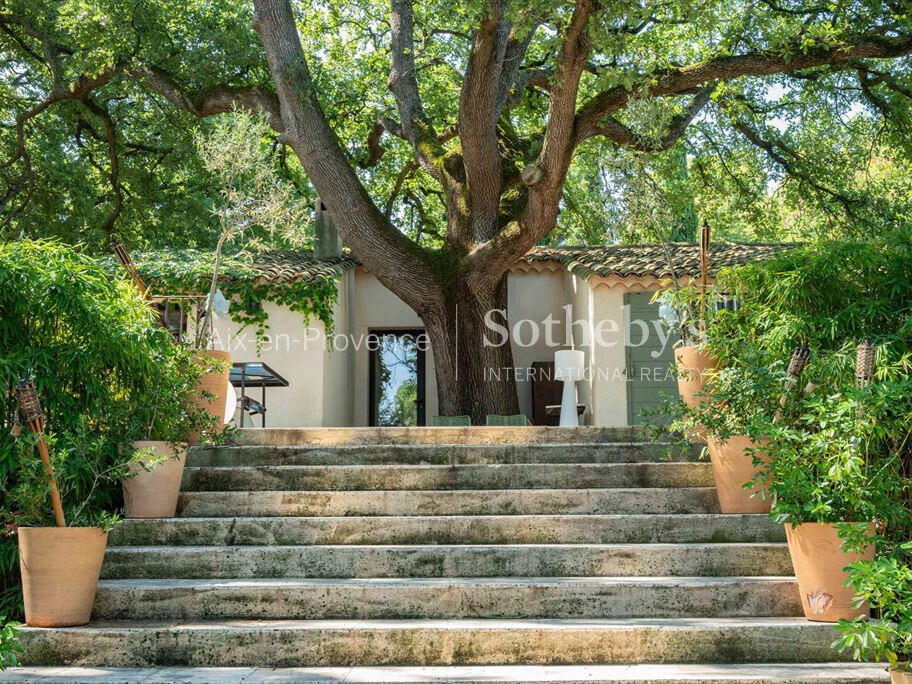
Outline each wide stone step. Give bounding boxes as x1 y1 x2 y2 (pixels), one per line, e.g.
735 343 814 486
91 576 801 620
16 617 852 666
236 426 645 446
109 514 785 546
2 663 891 683
100 543 793 579
187 442 699 467
176 487 721 517
181 463 712 491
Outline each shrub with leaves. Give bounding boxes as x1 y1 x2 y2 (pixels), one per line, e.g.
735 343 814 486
755 384 911 531
0 239 212 619
836 549 912 670
0 617 22 671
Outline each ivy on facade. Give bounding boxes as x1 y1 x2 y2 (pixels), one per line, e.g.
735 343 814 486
103 249 339 344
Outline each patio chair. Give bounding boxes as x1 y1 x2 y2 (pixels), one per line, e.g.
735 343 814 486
485 414 531 426
429 415 472 426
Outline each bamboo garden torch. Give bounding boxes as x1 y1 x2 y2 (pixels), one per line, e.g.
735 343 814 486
13 377 66 527
774 343 810 423
856 339 875 389
699 221 711 334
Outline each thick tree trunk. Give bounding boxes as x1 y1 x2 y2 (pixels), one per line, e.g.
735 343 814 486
420 274 519 424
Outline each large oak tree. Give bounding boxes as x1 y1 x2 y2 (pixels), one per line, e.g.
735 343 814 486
3 0 912 419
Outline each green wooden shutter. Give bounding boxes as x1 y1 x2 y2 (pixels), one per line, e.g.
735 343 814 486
624 292 681 425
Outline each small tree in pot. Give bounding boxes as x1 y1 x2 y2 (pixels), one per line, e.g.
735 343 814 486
187 111 310 431
836 549 912 683
120 345 215 518
671 346 784 513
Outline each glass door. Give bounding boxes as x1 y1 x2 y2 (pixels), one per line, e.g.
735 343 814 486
369 329 426 426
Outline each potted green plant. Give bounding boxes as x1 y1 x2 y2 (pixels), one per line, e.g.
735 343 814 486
121 347 211 518
675 349 784 513
656 288 716 417
11 379 111 628
757 386 910 622
836 550 912 683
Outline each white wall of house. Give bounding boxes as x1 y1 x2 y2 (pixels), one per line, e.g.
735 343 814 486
211 300 332 428
506 267 568 418
322 269 356 426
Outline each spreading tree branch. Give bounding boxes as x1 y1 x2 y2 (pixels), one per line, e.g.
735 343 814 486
578 84 714 149
252 0 440 312
575 35 912 141
467 0 599 286
730 117 861 222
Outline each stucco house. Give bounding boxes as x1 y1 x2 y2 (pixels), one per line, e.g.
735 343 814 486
142 240 787 429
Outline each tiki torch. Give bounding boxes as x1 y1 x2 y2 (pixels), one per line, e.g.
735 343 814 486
13 377 66 527
699 221 711 333
856 339 875 389
774 343 810 422
111 236 149 298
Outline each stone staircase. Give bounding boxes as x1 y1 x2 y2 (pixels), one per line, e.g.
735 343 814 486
13 427 888 682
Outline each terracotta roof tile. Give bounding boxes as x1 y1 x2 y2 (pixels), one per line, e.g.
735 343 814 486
524 243 794 279
246 250 358 283
130 243 792 287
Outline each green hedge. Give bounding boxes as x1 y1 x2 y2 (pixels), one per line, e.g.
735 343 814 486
0 240 204 619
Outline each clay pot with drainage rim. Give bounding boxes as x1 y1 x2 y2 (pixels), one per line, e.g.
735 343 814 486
674 345 716 440
188 349 232 443
705 435 771 513
785 522 874 622
123 440 187 518
18 526 108 627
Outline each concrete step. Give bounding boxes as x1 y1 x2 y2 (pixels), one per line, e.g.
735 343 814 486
99 543 794 579
181 463 713 491
188 442 700 467
109 514 785 546
236 426 646 446
16 617 852 667
90 576 802 620
176 487 721 517
1 663 891 682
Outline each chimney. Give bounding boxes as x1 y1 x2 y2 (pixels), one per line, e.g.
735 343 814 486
314 198 342 260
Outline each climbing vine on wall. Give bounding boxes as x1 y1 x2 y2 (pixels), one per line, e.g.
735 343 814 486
103 249 341 343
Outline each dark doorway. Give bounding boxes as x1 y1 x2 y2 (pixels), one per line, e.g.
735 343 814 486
368 329 427 426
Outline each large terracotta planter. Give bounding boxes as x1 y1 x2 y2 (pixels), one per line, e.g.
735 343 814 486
189 349 232 443
123 441 187 518
674 345 716 441
18 527 107 627
705 435 771 513
893 668 912 684
785 522 874 622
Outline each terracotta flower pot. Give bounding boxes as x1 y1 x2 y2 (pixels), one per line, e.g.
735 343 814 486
785 522 875 622
705 435 771 513
189 349 232 443
892 668 912 684
18 526 108 627
674 345 716 441
123 441 187 518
